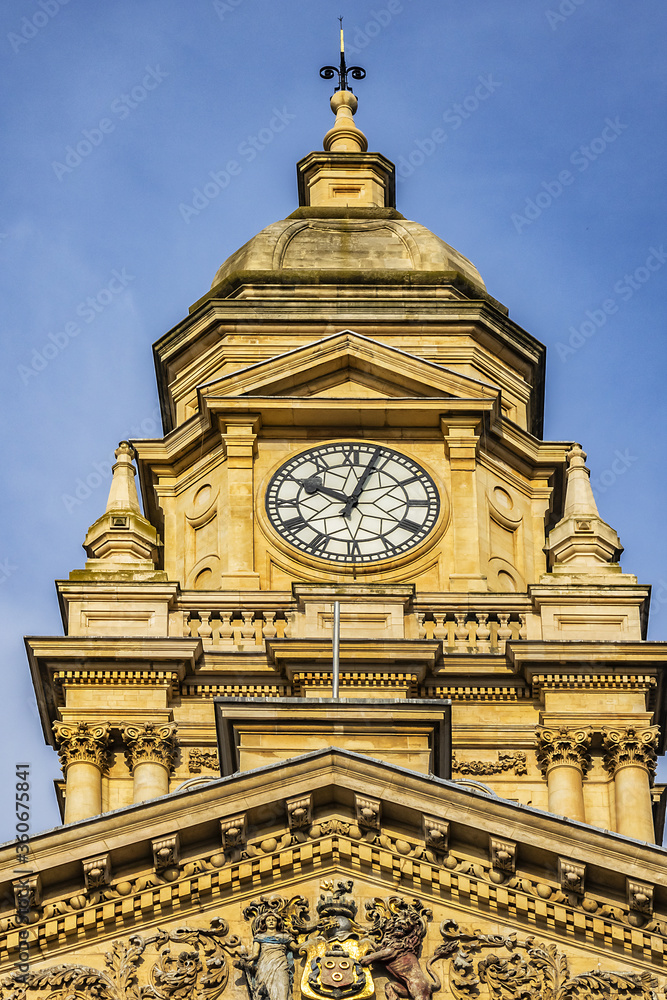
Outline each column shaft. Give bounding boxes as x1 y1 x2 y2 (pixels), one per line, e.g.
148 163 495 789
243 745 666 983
63 760 103 824
614 764 655 842
132 760 170 803
546 763 586 822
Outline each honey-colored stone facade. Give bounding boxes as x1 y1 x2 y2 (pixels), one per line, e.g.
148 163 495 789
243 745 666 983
9 75 667 994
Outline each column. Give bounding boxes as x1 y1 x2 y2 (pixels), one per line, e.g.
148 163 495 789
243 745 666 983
53 722 111 824
536 726 591 822
441 416 486 591
122 722 178 803
220 415 261 588
603 726 658 842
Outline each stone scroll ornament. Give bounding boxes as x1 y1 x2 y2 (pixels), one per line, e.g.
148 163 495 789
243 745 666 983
0 921 244 1000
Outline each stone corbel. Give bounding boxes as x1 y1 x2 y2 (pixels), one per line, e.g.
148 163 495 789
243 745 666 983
13 873 42 913
489 836 516 874
82 854 111 892
355 794 381 833
286 794 313 834
152 834 180 873
441 416 481 472
220 814 247 855
422 816 449 857
558 858 585 897
627 878 653 916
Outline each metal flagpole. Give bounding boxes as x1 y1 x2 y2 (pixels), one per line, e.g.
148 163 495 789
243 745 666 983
332 601 341 699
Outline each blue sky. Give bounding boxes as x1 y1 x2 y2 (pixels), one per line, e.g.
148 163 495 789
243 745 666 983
1 0 665 840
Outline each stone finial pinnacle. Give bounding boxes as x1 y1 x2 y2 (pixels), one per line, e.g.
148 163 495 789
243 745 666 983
319 19 368 153
105 441 141 515
562 443 601 519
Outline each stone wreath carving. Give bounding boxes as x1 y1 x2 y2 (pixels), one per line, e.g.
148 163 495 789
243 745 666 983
0 920 243 1000
452 752 527 777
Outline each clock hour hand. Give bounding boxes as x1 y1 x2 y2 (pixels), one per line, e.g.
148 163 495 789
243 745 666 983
341 450 380 519
298 476 349 503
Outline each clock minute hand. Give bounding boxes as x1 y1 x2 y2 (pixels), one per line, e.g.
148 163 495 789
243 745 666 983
341 450 380 519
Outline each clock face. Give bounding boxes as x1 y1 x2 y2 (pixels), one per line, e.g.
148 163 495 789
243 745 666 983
265 442 440 564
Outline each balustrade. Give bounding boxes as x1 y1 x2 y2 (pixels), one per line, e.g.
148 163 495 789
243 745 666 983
416 610 527 654
176 609 293 649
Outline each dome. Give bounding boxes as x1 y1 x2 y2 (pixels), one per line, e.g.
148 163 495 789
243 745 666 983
210 209 486 294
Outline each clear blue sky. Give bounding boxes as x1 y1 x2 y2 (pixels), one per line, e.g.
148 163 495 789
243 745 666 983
1 0 665 839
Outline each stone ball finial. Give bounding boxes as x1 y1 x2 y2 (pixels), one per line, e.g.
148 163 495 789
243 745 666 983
323 89 368 153
566 443 587 467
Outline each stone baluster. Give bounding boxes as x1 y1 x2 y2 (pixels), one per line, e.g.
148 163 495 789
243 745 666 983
454 613 468 652
53 722 111 824
197 611 213 645
476 613 491 653
284 610 296 638
602 726 659 842
497 613 512 653
122 723 178 803
219 611 235 648
417 613 428 640
536 726 591 823
433 614 448 642
519 614 527 640
262 611 278 641
241 612 257 646
180 611 192 637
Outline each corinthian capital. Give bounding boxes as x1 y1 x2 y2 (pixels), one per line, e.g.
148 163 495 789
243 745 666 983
53 721 111 773
536 726 592 776
602 726 659 778
122 722 178 772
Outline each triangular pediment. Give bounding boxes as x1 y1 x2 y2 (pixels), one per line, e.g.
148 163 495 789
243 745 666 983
198 330 500 403
2 749 666 990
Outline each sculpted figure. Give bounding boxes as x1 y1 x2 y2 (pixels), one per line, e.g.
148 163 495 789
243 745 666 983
237 897 310 1000
361 897 440 1000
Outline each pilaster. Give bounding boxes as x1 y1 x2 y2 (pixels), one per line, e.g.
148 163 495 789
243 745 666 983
219 415 261 588
442 416 486 591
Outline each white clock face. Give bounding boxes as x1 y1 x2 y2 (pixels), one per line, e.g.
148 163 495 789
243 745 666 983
265 442 440 564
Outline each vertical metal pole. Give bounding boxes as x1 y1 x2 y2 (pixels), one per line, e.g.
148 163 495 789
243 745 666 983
332 601 341 699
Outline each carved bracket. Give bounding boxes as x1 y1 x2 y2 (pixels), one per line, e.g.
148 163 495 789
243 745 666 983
489 836 516 874
13 873 41 913
558 857 585 897
422 816 449 856
152 834 180 873
627 878 654 916
355 794 381 832
286 793 313 833
83 854 111 892
221 814 247 854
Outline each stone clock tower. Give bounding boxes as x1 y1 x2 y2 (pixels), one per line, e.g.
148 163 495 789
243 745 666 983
3 50 667 1000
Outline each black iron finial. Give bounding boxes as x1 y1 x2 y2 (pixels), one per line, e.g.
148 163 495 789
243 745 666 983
319 17 366 93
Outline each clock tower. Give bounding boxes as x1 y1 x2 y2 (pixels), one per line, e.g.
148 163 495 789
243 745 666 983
6 47 667 1000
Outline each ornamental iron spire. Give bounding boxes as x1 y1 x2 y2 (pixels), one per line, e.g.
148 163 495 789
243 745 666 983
319 17 366 93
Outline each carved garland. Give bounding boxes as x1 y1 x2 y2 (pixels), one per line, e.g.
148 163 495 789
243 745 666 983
452 751 527 776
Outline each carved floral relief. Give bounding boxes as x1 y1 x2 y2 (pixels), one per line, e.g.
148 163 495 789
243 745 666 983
1 885 664 1000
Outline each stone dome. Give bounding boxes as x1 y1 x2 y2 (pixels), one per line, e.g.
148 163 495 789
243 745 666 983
210 209 486 294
